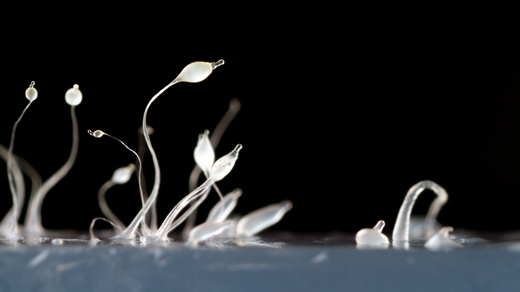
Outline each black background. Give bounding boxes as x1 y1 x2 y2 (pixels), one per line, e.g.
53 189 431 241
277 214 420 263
1 10 519 235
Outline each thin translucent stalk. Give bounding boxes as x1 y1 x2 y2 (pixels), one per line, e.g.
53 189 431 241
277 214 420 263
89 130 147 237
155 179 213 240
89 217 123 242
118 81 176 239
167 188 211 233
0 152 41 234
137 127 157 232
210 98 241 149
425 196 447 238
0 145 25 236
392 180 448 242
206 188 242 223
97 180 125 229
183 99 241 236
5 100 33 237
12 155 41 208
25 106 78 235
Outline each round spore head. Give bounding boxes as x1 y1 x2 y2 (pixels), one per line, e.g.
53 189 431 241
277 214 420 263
25 81 38 101
112 164 135 184
88 129 105 138
65 84 83 106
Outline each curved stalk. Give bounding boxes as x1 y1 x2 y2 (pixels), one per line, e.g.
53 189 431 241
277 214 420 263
97 180 125 229
116 81 177 239
89 130 147 238
5 100 34 238
392 180 448 242
167 188 211 233
25 106 79 235
183 99 241 237
0 144 25 237
0 149 41 235
155 179 213 240
137 127 157 232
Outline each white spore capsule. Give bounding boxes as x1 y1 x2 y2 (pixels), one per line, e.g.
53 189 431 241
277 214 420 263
236 200 293 238
175 59 225 83
25 81 38 101
112 164 135 184
210 144 242 182
355 220 390 246
194 130 215 175
425 226 462 251
65 84 83 106
88 129 105 138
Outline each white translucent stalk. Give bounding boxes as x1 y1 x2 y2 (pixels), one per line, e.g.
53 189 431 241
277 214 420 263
89 217 123 245
355 220 389 247
184 73 236 238
0 145 25 237
187 220 234 247
154 180 213 240
236 200 293 238
210 98 241 149
97 164 135 230
155 144 242 241
11 155 41 208
5 82 37 238
424 226 462 250
188 98 241 195
0 152 41 236
97 181 120 228
166 188 211 234
206 188 242 223
123 60 224 240
88 130 147 236
392 180 448 242
137 126 157 231
25 106 79 235
185 106 239 237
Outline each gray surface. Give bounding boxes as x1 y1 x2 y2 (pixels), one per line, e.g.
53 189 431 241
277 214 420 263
1 243 520 292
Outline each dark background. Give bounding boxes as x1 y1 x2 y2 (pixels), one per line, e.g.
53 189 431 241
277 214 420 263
0 12 519 235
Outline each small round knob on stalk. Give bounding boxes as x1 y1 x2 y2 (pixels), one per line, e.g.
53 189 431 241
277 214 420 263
65 84 83 106
25 81 38 101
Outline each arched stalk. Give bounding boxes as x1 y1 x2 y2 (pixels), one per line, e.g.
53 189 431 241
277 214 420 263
392 180 448 242
88 130 146 238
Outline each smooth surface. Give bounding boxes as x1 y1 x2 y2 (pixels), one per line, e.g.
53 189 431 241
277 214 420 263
1 241 520 292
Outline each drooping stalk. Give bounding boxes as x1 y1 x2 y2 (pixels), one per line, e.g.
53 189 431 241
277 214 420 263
88 129 147 238
392 180 448 242
97 181 124 229
97 163 136 231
